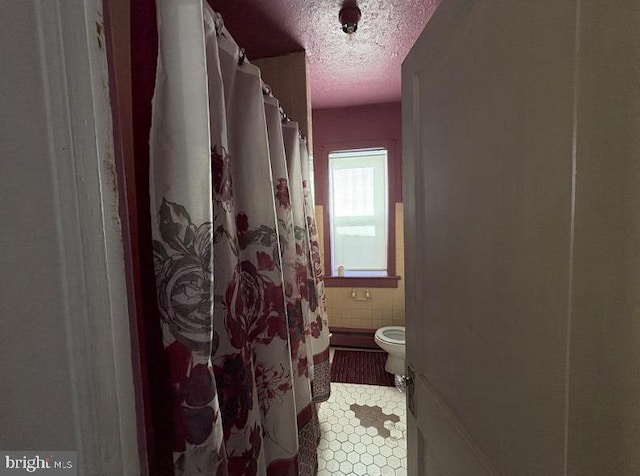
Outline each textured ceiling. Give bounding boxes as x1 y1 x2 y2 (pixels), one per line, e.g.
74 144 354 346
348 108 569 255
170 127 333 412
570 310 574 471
209 0 441 109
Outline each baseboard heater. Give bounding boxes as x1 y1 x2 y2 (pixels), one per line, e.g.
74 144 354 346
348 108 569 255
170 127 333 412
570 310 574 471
329 327 378 349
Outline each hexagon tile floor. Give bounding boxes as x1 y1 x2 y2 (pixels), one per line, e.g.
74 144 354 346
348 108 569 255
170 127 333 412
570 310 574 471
317 382 407 475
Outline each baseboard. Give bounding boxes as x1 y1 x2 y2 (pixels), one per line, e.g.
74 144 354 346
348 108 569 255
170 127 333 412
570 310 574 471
329 327 378 349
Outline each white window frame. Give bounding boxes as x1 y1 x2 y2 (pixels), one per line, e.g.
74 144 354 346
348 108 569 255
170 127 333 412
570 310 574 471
328 148 389 277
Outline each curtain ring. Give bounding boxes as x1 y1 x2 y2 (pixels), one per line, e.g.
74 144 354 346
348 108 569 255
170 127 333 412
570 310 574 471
213 12 224 35
238 48 246 66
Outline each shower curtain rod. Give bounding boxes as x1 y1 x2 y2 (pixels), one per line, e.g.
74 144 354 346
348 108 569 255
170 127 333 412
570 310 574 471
212 9 307 144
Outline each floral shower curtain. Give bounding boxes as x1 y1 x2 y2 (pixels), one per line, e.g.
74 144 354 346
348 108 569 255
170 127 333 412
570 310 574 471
148 1 330 475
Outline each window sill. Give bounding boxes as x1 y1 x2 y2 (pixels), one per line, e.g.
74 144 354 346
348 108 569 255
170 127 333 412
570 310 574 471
324 276 401 288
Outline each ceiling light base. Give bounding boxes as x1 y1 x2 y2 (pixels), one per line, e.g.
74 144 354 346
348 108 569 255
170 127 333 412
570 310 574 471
339 5 361 34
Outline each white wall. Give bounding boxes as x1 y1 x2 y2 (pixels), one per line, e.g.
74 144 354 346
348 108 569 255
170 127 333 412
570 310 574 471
0 1 139 473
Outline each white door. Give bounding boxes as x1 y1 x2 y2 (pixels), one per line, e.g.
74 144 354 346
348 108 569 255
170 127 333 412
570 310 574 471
402 1 640 475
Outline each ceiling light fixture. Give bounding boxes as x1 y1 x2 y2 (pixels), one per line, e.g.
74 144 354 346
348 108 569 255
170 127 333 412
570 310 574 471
339 4 361 34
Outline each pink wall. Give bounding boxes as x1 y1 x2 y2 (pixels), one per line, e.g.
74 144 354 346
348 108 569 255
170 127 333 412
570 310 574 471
313 102 405 335
312 102 402 206
312 102 403 279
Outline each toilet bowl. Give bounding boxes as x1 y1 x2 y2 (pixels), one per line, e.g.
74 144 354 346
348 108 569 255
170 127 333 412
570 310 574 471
374 326 406 376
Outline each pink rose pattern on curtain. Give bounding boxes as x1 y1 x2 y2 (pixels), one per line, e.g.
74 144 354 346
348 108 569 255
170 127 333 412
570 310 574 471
264 96 320 476
281 123 331 404
149 1 329 475
299 137 331 402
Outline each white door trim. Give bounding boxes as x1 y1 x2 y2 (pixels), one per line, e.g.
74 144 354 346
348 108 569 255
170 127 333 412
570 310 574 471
35 0 140 473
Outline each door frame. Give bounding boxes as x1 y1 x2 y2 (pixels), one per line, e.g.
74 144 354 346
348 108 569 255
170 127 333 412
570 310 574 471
36 1 141 473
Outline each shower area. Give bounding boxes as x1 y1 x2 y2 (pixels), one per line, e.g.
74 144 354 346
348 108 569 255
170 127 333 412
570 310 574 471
133 1 330 474
130 0 407 474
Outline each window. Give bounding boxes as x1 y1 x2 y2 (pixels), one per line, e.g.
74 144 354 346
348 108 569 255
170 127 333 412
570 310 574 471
329 149 388 277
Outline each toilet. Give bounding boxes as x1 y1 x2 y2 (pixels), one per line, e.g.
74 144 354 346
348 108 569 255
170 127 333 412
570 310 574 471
374 326 406 376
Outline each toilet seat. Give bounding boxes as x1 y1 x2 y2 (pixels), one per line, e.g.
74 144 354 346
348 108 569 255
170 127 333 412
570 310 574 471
375 326 405 345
